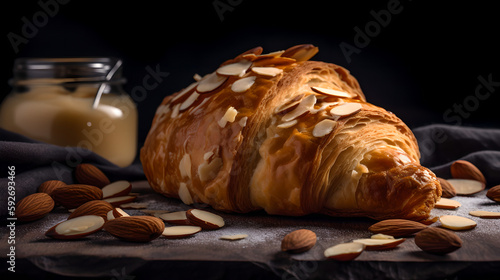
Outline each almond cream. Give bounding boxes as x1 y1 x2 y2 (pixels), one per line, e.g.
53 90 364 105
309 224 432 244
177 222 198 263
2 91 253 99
0 58 137 167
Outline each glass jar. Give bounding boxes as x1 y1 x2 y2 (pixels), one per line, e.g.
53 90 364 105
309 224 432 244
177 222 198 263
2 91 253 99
0 58 138 167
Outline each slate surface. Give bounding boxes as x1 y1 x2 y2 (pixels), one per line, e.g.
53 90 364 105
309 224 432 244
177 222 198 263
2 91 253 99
2 180 500 280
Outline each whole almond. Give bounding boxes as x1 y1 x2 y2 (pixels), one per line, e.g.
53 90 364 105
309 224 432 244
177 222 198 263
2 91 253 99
51 184 103 209
104 216 165 242
16 193 55 222
486 185 500 202
281 229 317 253
450 160 486 185
415 227 462 254
38 180 66 196
437 178 456 198
75 163 110 188
68 200 113 220
368 219 427 237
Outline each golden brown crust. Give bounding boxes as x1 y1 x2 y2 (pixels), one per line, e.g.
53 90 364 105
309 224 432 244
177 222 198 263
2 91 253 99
140 45 441 221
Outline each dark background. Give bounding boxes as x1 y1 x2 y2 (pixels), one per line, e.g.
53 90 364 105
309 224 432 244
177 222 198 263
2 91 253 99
3 0 499 153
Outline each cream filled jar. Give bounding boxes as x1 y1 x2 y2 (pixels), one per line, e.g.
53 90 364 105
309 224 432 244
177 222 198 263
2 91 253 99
0 58 138 167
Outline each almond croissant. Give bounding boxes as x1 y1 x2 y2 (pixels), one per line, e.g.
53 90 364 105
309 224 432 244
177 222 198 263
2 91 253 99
140 44 441 221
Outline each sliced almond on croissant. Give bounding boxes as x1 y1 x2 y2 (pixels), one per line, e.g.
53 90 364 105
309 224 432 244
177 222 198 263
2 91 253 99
231 76 256 93
217 60 252 76
251 66 283 77
282 95 316 122
311 86 355 98
330 103 362 118
197 72 227 93
313 119 337 137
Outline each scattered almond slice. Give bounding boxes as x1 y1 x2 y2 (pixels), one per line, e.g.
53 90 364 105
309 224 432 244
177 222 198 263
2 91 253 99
106 208 130 221
251 66 283 77
231 76 256 93
119 202 149 209
101 180 132 199
140 209 170 216
113 208 130 218
220 234 248 241
469 210 500 219
312 119 337 137
162 226 202 239
197 72 227 93
324 242 365 261
311 86 355 98
434 198 461 209
155 211 191 225
421 216 439 225
106 209 115 221
439 215 477 230
330 103 362 118
352 238 405 250
62 225 90 234
186 209 224 230
103 195 136 207
371 233 395 240
46 215 105 239
216 60 252 76
446 179 485 195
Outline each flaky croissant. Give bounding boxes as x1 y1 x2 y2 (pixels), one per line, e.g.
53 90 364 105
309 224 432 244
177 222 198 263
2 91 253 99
141 44 441 221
